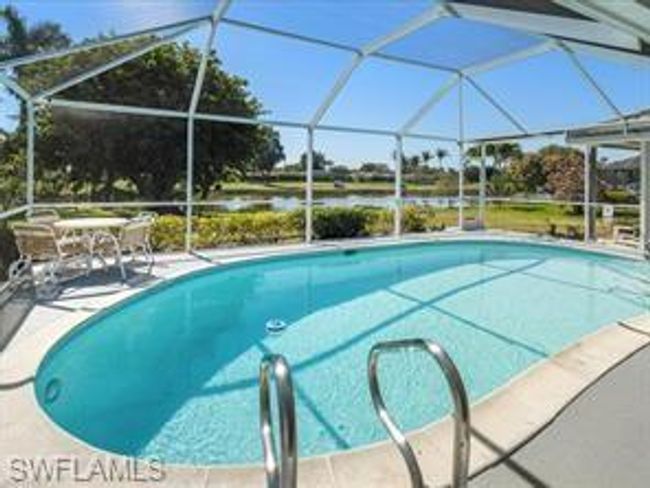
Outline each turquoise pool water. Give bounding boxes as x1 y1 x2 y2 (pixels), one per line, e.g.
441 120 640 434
35 240 650 465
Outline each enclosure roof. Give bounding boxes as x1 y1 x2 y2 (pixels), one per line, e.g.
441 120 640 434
450 0 650 58
1 0 649 142
567 108 650 149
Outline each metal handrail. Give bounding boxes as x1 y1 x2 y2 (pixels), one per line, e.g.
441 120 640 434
367 339 470 488
259 354 298 488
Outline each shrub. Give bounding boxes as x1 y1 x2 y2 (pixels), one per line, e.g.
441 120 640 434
402 205 429 232
402 205 443 233
312 207 370 239
149 206 445 252
365 209 393 236
151 211 303 251
150 215 186 251
601 189 637 205
196 211 301 247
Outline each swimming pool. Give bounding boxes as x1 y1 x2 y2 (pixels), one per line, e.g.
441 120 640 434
35 240 650 466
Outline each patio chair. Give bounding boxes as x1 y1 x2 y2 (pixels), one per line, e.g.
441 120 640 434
26 208 60 224
92 216 155 280
613 225 638 248
11 222 91 293
27 208 63 237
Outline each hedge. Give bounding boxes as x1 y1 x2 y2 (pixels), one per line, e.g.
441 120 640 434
150 205 443 252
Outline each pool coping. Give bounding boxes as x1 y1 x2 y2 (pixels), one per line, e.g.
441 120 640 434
1 232 649 487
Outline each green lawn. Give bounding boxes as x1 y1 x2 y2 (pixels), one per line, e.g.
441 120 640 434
215 180 479 198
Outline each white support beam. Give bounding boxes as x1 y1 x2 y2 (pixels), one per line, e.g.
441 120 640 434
26 101 35 209
558 41 625 119
402 132 458 143
47 98 188 119
189 27 220 114
641 141 650 254
0 73 30 101
394 135 403 236
45 98 458 142
553 0 650 45
468 127 568 144
479 144 487 227
360 5 449 55
309 54 363 128
0 205 29 221
464 76 529 135
458 78 465 230
583 145 597 242
462 40 556 77
305 128 314 243
185 0 232 252
34 20 207 101
309 3 448 127
185 117 195 252
399 74 460 135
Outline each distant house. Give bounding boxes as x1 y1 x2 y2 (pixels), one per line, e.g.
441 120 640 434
600 156 640 192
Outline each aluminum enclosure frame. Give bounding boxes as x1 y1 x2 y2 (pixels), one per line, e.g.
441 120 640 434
0 0 648 252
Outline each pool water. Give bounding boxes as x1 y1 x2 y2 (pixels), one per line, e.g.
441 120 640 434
35 241 650 465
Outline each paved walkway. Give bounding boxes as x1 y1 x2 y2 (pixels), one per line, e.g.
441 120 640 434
471 344 650 488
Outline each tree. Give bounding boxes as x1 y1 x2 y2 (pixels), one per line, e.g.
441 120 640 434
252 128 285 181
17 41 269 200
359 162 390 174
0 7 72 208
466 142 522 168
506 152 546 193
403 154 421 173
434 147 449 168
0 6 70 61
1 8 281 202
539 145 584 202
329 165 350 179
299 151 333 171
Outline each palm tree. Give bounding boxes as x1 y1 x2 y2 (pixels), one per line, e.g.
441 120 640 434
465 142 522 169
421 150 433 167
407 154 421 172
434 147 449 168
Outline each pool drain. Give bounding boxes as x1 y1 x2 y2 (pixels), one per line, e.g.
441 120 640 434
44 378 62 404
266 319 288 334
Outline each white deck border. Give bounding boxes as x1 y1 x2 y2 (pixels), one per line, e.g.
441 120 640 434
1 231 650 487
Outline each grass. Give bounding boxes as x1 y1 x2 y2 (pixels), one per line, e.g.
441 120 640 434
214 181 479 198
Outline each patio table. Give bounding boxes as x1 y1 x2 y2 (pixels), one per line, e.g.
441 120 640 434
53 217 130 271
53 217 129 232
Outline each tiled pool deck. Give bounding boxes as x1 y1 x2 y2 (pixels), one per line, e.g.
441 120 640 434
1 232 649 487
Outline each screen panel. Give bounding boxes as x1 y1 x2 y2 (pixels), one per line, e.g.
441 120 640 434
226 0 434 50
204 23 352 122
380 16 545 71
471 50 613 132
